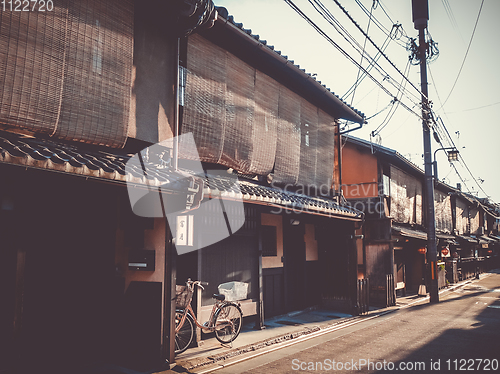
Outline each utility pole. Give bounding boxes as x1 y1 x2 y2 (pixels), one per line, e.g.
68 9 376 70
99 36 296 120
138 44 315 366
412 0 439 303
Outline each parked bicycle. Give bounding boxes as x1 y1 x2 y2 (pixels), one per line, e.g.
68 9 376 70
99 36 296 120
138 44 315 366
174 279 243 354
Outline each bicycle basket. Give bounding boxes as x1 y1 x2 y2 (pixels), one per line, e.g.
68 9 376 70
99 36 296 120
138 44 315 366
218 281 248 301
175 285 193 309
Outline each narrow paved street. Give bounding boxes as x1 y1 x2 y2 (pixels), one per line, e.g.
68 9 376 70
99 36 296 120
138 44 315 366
211 271 500 373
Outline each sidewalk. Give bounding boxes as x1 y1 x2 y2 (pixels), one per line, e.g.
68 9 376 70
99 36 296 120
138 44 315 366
96 275 478 374
170 307 360 373
163 275 482 374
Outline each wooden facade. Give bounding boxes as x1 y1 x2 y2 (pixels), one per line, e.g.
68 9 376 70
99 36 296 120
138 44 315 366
0 1 367 371
342 136 500 304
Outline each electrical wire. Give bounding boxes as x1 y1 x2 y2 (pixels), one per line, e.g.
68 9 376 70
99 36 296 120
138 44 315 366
437 0 484 110
433 115 491 200
371 59 412 136
441 0 465 45
298 0 425 122
354 0 410 48
283 0 422 121
332 0 426 103
307 0 408 103
428 54 493 202
446 101 500 113
348 0 374 105
285 0 494 205
341 34 391 101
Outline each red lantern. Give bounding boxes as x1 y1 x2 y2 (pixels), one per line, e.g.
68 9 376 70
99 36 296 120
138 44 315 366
418 247 427 254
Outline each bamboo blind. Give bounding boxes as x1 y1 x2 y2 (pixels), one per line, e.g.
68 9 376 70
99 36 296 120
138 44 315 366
273 85 301 185
219 51 255 171
298 98 318 187
55 0 133 147
182 34 226 162
316 110 336 189
0 0 133 148
435 189 453 233
455 198 469 235
183 35 336 190
0 3 68 134
251 70 278 175
390 165 423 225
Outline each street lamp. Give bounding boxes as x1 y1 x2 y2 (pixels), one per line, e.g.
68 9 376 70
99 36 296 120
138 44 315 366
433 147 459 180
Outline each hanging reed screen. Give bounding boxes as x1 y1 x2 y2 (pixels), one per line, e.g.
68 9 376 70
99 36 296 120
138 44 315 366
273 86 301 185
0 4 68 134
219 51 255 171
251 70 278 175
183 34 226 162
316 110 336 190
55 0 133 147
184 34 337 190
298 98 318 187
0 0 133 148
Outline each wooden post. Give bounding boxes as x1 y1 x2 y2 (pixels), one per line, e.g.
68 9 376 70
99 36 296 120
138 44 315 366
255 212 265 329
162 220 176 366
196 241 202 344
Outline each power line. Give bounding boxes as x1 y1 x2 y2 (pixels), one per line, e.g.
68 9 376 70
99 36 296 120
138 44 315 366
333 0 426 102
347 0 374 105
371 59 412 136
354 0 410 48
446 101 500 113
441 0 465 45
285 0 493 204
427 53 491 201
307 0 419 107
433 115 491 199
437 0 484 110
283 0 422 121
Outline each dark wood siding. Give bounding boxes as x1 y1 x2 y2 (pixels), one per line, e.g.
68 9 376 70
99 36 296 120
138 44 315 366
200 233 258 307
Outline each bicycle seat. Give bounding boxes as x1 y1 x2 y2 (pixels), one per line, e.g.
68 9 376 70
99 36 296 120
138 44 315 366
212 293 225 301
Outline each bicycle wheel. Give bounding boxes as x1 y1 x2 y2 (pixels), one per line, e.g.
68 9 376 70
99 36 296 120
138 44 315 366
175 310 194 354
214 303 242 344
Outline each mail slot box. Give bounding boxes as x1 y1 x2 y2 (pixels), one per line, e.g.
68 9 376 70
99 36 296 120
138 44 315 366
128 250 155 271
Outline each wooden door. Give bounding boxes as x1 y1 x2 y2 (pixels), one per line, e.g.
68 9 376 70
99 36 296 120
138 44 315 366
283 220 306 312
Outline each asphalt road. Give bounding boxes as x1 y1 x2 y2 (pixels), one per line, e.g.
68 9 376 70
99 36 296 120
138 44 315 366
210 271 500 373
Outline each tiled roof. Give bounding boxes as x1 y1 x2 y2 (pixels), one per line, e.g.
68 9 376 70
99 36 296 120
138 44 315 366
203 174 363 220
0 131 363 220
0 131 182 186
392 225 428 241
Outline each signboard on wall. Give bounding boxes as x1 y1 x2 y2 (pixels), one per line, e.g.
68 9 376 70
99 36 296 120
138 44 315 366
176 215 194 246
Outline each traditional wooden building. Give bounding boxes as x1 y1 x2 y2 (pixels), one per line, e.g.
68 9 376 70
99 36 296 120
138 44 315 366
0 0 208 371
342 136 499 306
175 5 367 333
0 1 367 372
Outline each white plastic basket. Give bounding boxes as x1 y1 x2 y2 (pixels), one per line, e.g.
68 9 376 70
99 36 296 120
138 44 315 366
218 281 248 301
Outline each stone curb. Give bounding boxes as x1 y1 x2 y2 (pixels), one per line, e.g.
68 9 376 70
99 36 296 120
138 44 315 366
176 315 361 371
173 274 490 373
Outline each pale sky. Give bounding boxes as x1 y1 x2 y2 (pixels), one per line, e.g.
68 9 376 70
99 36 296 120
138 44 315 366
214 0 500 204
